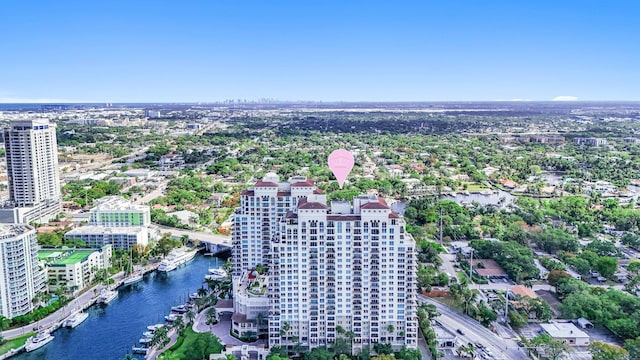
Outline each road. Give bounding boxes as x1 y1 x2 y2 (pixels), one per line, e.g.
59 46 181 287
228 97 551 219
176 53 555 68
3 282 108 339
418 295 527 360
134 180 168 205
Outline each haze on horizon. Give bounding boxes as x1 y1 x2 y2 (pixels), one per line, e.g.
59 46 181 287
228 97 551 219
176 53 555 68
1 1 639 103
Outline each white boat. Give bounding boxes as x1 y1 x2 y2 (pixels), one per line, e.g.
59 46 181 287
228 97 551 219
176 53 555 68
164 313 179 322
205 268 228 280
25 331 55 352
143 331 154 337
132 346 148 354
139 337 153 344
147 323 164 331
171 304 189 313
63 310 89 328
97 289 118 304
123 272 144 285
157 249 197 272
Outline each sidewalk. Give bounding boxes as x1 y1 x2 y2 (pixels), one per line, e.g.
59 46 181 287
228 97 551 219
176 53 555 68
3 282 106 339
145 328 178 360
3 269 136 340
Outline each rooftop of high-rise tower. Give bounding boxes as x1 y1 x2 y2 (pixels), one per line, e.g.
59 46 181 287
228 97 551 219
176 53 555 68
288 194 400 220
241 173 320 196
0 224 33 238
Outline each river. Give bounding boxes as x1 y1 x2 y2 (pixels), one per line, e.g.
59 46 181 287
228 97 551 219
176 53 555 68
15 254 225 360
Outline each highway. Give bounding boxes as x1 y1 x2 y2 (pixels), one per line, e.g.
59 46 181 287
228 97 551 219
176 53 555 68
418 295 527 360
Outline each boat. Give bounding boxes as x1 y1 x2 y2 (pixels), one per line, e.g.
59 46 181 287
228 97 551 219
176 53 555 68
143 331 154 337
132 346 148 354
139 337 153 344
123 272 144 285
63 310 89 328
147 323 164 331
123 248 144 285
157 248 197 272
205 268 228 280
189 292 202 300
25 331 55 352
171 304 188 313
164 313 179 322
97 289 118 304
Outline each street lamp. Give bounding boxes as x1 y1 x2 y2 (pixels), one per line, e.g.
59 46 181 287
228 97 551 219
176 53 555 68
505 284 510 325
468 248 474 283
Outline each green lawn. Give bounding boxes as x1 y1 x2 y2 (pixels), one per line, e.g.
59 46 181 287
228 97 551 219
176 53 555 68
0 332 35 356
432 297 464 313
158 328 223 360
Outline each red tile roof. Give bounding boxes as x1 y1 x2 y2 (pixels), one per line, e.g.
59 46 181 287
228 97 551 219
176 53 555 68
361 202 389 210
472 259 508 277
291 179 314 187
298 202 328 210
254 181 278 187
510 285 538 299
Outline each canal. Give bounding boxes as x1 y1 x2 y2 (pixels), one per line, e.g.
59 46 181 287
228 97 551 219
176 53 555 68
16 254 225 360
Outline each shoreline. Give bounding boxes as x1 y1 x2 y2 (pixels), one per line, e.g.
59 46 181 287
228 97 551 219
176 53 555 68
0 262 159 359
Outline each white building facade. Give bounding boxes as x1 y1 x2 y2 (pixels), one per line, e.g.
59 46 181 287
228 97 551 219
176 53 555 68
0 225 46 318
3 119 62 223
64 196 155 249
88 196 151 227
268 194 418 351
41 245 112 293
232 173 317 276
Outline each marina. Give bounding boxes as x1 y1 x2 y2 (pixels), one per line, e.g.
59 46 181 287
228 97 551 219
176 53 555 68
14 253 223 360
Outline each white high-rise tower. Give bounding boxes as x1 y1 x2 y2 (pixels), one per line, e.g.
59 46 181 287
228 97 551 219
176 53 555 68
0 224 46 318
2 119 62 223
268 194 418 351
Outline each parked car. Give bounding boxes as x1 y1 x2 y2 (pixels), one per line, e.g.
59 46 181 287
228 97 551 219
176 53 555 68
457 329 465 335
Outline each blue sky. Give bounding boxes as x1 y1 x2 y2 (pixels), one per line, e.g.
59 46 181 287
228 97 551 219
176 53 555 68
1 1 639 102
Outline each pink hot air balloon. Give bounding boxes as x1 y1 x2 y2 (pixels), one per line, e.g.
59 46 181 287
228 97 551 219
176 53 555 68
328 149 354 189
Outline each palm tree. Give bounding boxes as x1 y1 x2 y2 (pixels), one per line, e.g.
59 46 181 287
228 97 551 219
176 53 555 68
386 324 395 335
206 308 217 325
186 310 196 325
150 327 169 348
254 312 267 333
280 322 291 336
206 278 222 294
197 287 208 298
172 316 186 335
0 316 9 331
460 344 475 359
222 260 233 274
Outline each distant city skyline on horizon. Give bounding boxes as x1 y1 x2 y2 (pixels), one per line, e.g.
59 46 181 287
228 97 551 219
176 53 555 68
2 1 639 103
